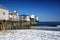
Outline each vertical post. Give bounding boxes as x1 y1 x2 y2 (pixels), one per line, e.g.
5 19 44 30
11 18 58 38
30 18 31 26
10 21 12 30
3 20 6 30
19 21 21 27
17 21 18 29
11 21 14 30
11 21 12 30
21 16 23 28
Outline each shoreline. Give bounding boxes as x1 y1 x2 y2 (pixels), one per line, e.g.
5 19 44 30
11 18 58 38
30 26 60 31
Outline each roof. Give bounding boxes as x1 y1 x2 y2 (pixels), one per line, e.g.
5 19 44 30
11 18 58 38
0 5 8 10
9 13 13 15
20 14 28 16
9 12 17 15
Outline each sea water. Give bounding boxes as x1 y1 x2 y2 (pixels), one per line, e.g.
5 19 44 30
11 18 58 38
38 22 60 27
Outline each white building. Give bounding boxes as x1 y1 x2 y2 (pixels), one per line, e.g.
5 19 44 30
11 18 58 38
0 6 9 21
30 14 39 22
30 14 36 22
30 14 35 19
25 16 30 21
35 16 39 21
9 11 20 21
19 14 30 21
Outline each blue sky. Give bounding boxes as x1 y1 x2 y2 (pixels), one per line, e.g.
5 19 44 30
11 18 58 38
0 0 60 22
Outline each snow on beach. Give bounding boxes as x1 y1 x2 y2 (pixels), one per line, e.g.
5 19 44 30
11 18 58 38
0 30 60 40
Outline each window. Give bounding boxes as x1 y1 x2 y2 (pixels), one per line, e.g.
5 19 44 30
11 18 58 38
3 12 5 15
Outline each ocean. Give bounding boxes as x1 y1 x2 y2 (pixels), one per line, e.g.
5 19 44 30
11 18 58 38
38 22 60 27
31 22 60 31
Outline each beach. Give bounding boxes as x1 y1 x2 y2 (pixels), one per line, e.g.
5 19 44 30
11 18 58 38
0 29 60 40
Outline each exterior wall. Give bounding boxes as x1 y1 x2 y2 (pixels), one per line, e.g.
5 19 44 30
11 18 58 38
19 16 26 21
0 8 9 20
20 16 29 21
13 15 20 21
9 14 20 21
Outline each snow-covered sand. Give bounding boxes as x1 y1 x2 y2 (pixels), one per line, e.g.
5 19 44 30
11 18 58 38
0 30 60 40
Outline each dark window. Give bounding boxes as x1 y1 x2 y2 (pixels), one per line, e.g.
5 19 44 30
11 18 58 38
3 12 5 15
